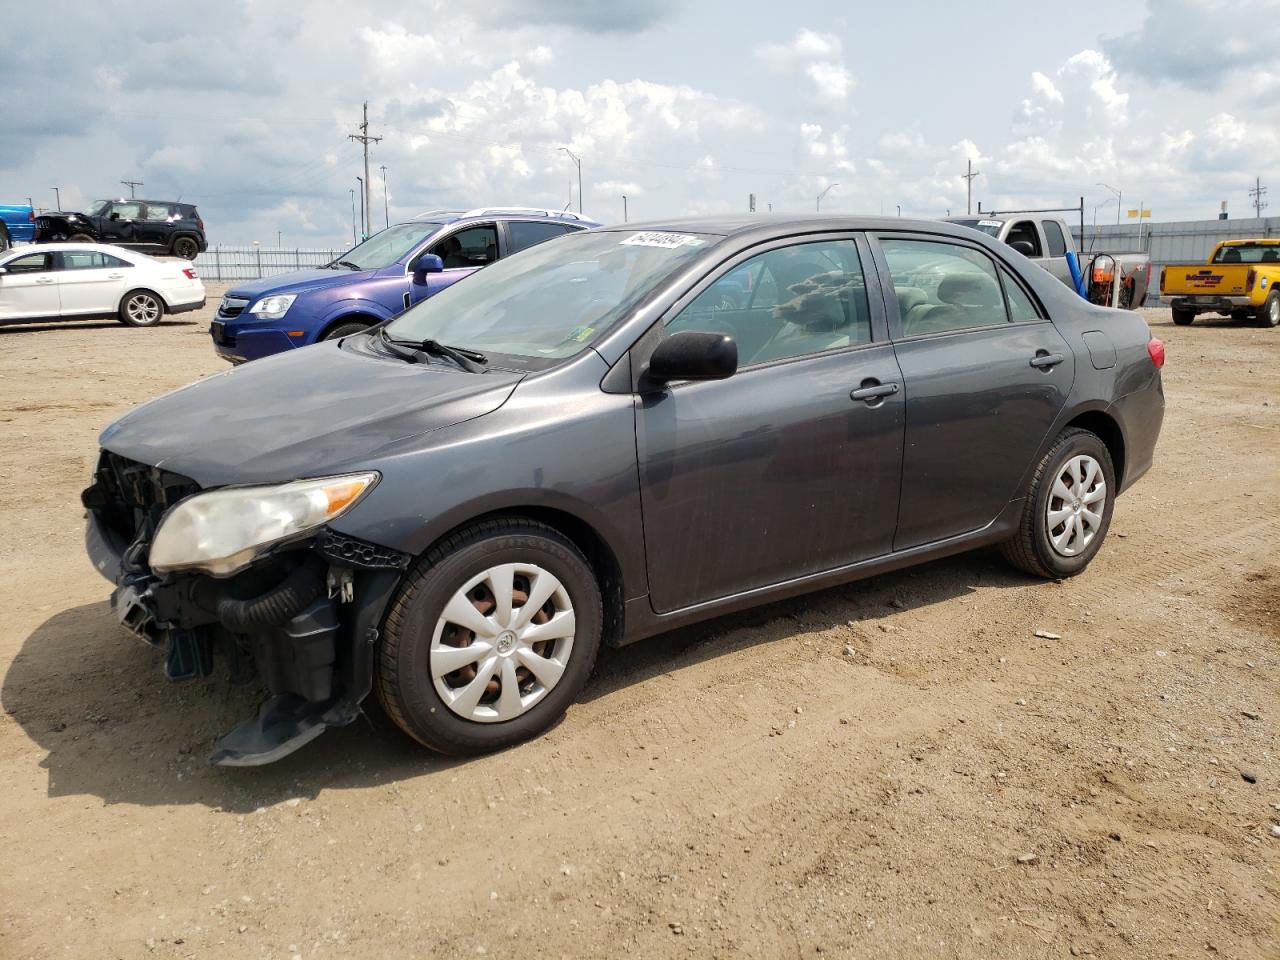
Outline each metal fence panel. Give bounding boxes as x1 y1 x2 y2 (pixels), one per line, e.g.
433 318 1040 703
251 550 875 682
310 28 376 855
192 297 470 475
193 246 342 282
1080 216 1280 302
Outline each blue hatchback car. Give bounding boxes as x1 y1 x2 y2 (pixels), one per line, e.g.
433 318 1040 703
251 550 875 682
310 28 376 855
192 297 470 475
210 208 597 363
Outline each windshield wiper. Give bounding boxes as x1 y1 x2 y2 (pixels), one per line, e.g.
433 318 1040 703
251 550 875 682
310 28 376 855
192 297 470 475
335 260 362 271
379 329 488 373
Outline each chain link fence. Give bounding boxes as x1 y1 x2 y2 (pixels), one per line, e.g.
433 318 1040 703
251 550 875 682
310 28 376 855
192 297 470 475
193 246 342 282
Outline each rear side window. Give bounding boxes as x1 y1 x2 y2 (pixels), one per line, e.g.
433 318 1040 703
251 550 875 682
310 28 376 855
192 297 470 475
1042 220 1068 257
1005 221 1043 257
143 203 173 221
508 221 573 253
880 238 1008 336
1001 269 1041 322
62 251 131 270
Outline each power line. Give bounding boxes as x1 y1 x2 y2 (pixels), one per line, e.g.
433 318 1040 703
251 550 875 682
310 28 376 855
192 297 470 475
1249 176 1268 218
348 101 382 237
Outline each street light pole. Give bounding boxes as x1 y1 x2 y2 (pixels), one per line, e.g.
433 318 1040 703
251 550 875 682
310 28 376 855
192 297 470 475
356 176 365 240
816 183 838 212
559 147 583 214
51 186 61 210
349 189 357 246
1098 182 1122 226
379 164 389 230
622 195 628 222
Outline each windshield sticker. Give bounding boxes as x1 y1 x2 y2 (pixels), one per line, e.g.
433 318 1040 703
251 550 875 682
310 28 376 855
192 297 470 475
620 232 705 249
568 325 596 343
978 220 1002 227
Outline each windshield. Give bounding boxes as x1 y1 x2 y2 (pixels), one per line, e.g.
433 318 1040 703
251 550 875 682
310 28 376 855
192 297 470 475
332 221 444 270
950 218 1004 238
1212 243 1280 264
385 229 718 364
85 200 110 216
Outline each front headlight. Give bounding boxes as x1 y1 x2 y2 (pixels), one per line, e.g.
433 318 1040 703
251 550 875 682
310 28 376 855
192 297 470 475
149 472 378 577
248 294 297 320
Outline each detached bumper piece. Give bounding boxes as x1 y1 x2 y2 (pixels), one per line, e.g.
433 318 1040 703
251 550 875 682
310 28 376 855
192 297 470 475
83 451 410 766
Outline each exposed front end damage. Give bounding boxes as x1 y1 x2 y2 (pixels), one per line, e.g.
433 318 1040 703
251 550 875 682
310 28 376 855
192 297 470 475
82 451 407 766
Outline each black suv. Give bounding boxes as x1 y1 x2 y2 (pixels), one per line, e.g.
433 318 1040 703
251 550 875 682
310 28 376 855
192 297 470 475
34 199 207 260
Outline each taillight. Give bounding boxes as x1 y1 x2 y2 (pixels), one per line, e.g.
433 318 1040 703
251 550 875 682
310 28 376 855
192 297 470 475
1246 268 1256 292
196 218 204 231
27 210 34 223
182 267 198 279
1159 266 1166 293
1147 337 1165 369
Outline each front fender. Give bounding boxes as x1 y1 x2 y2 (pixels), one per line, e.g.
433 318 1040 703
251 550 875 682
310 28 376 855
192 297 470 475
315 298 396 331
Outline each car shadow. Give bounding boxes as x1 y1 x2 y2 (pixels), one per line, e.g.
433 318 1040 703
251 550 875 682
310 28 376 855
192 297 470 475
0 320 200 334
2 550 1026 811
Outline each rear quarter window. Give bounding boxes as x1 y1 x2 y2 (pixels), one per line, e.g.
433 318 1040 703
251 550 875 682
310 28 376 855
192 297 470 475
1042 220 1068 257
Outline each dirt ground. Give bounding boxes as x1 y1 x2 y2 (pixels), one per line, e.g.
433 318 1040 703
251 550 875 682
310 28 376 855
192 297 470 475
0 288 1276 960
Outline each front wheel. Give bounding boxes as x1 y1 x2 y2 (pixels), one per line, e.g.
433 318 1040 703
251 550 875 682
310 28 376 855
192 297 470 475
1001 428 1116 579
118 290 164 327
67 233 95 243
375 519 603 756
1171 306 1195 326
1257 291 1280 328
323 321 370 340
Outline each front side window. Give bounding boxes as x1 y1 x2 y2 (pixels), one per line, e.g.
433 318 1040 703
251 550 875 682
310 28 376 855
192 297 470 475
666 239 871 366
432 224 500 269
1005 221 1043 257
1042 220 1068 257
385 229 717 366
62 251 131 270
110 202 143 220
508 221 574 254
3 252 54 273
881 238 1008 336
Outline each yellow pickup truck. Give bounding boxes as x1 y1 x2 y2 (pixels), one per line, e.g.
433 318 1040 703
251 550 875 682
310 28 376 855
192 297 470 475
1160 238 1280 327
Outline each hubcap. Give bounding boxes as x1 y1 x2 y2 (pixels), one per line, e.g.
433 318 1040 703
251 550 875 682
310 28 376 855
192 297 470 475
1046 454 1106 557
127 295 160 324
429 563 576 723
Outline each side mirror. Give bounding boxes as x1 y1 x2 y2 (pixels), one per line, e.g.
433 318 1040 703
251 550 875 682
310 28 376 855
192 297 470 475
1008 239 1035 256
646 330 738 386
412 253 444 276
109 212 121 221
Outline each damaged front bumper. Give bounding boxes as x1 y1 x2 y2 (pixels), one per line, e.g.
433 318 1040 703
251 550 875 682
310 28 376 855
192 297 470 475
83 453 408 766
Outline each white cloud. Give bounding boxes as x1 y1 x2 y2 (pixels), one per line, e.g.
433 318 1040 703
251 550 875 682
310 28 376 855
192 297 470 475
1030 71 1063 103
755 28 855 106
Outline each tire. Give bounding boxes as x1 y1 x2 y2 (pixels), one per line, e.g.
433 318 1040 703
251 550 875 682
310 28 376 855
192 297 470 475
118 289 165 327
1001 428 1116 580
1257 291 1280 328
0 225 9 252
171 236 199 260
323 321 370 341
1171 306 1195 326
67 233 95 243
375 518 603 756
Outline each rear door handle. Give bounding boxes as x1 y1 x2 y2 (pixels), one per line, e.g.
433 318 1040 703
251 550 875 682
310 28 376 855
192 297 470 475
1029 352 1065 369
107 273 124 279
850 380 900 402
36 277 55 284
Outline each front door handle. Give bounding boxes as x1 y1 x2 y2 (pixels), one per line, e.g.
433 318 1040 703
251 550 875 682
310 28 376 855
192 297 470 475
1029 351 1065 369
850 380 900 402
36 277 55 284
107 273 124 279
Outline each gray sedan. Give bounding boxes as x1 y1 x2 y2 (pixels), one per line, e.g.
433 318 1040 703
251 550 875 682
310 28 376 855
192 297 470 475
83 215 1165 764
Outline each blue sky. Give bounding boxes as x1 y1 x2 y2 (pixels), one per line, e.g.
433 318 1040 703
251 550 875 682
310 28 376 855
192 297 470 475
3 0 1277 245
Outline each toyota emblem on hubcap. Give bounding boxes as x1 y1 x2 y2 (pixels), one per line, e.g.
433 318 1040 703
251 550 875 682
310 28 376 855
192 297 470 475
496 631 516 654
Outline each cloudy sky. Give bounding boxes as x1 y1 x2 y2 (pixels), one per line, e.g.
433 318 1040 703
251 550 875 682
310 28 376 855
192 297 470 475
4 0 1278 247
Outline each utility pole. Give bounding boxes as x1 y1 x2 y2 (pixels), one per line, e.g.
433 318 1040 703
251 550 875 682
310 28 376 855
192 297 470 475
356 176 365 240
349 189 357 246
962 159 980 215
121 179 143 198
348 101 382 237
559 147 583 213
51 186 61 209
379 164 389 229
1249 176 1268 218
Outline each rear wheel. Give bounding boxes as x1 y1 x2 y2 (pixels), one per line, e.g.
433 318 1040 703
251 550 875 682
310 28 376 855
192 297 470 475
323 320 370 340
1171 306 1195 326
0 224 9 252
1001 428 1115 579
375 519 603 756
1257 291 1280 328
171 236 199 260
67 233 94 243
118 290 164 327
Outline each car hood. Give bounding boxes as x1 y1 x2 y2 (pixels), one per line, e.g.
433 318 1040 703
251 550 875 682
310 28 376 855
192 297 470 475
225 267 378 300
99 339 523 487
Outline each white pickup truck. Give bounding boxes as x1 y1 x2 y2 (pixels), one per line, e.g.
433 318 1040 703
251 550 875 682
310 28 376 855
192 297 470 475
945 214 1152 309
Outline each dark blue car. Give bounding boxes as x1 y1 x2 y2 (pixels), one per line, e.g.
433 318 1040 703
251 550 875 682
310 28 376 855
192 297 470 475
210 208 597 363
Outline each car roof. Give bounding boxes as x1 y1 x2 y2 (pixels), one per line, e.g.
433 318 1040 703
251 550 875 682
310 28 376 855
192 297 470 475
3 242 149 260
93 198 195 206
409 208 601 227
597 213 986 242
